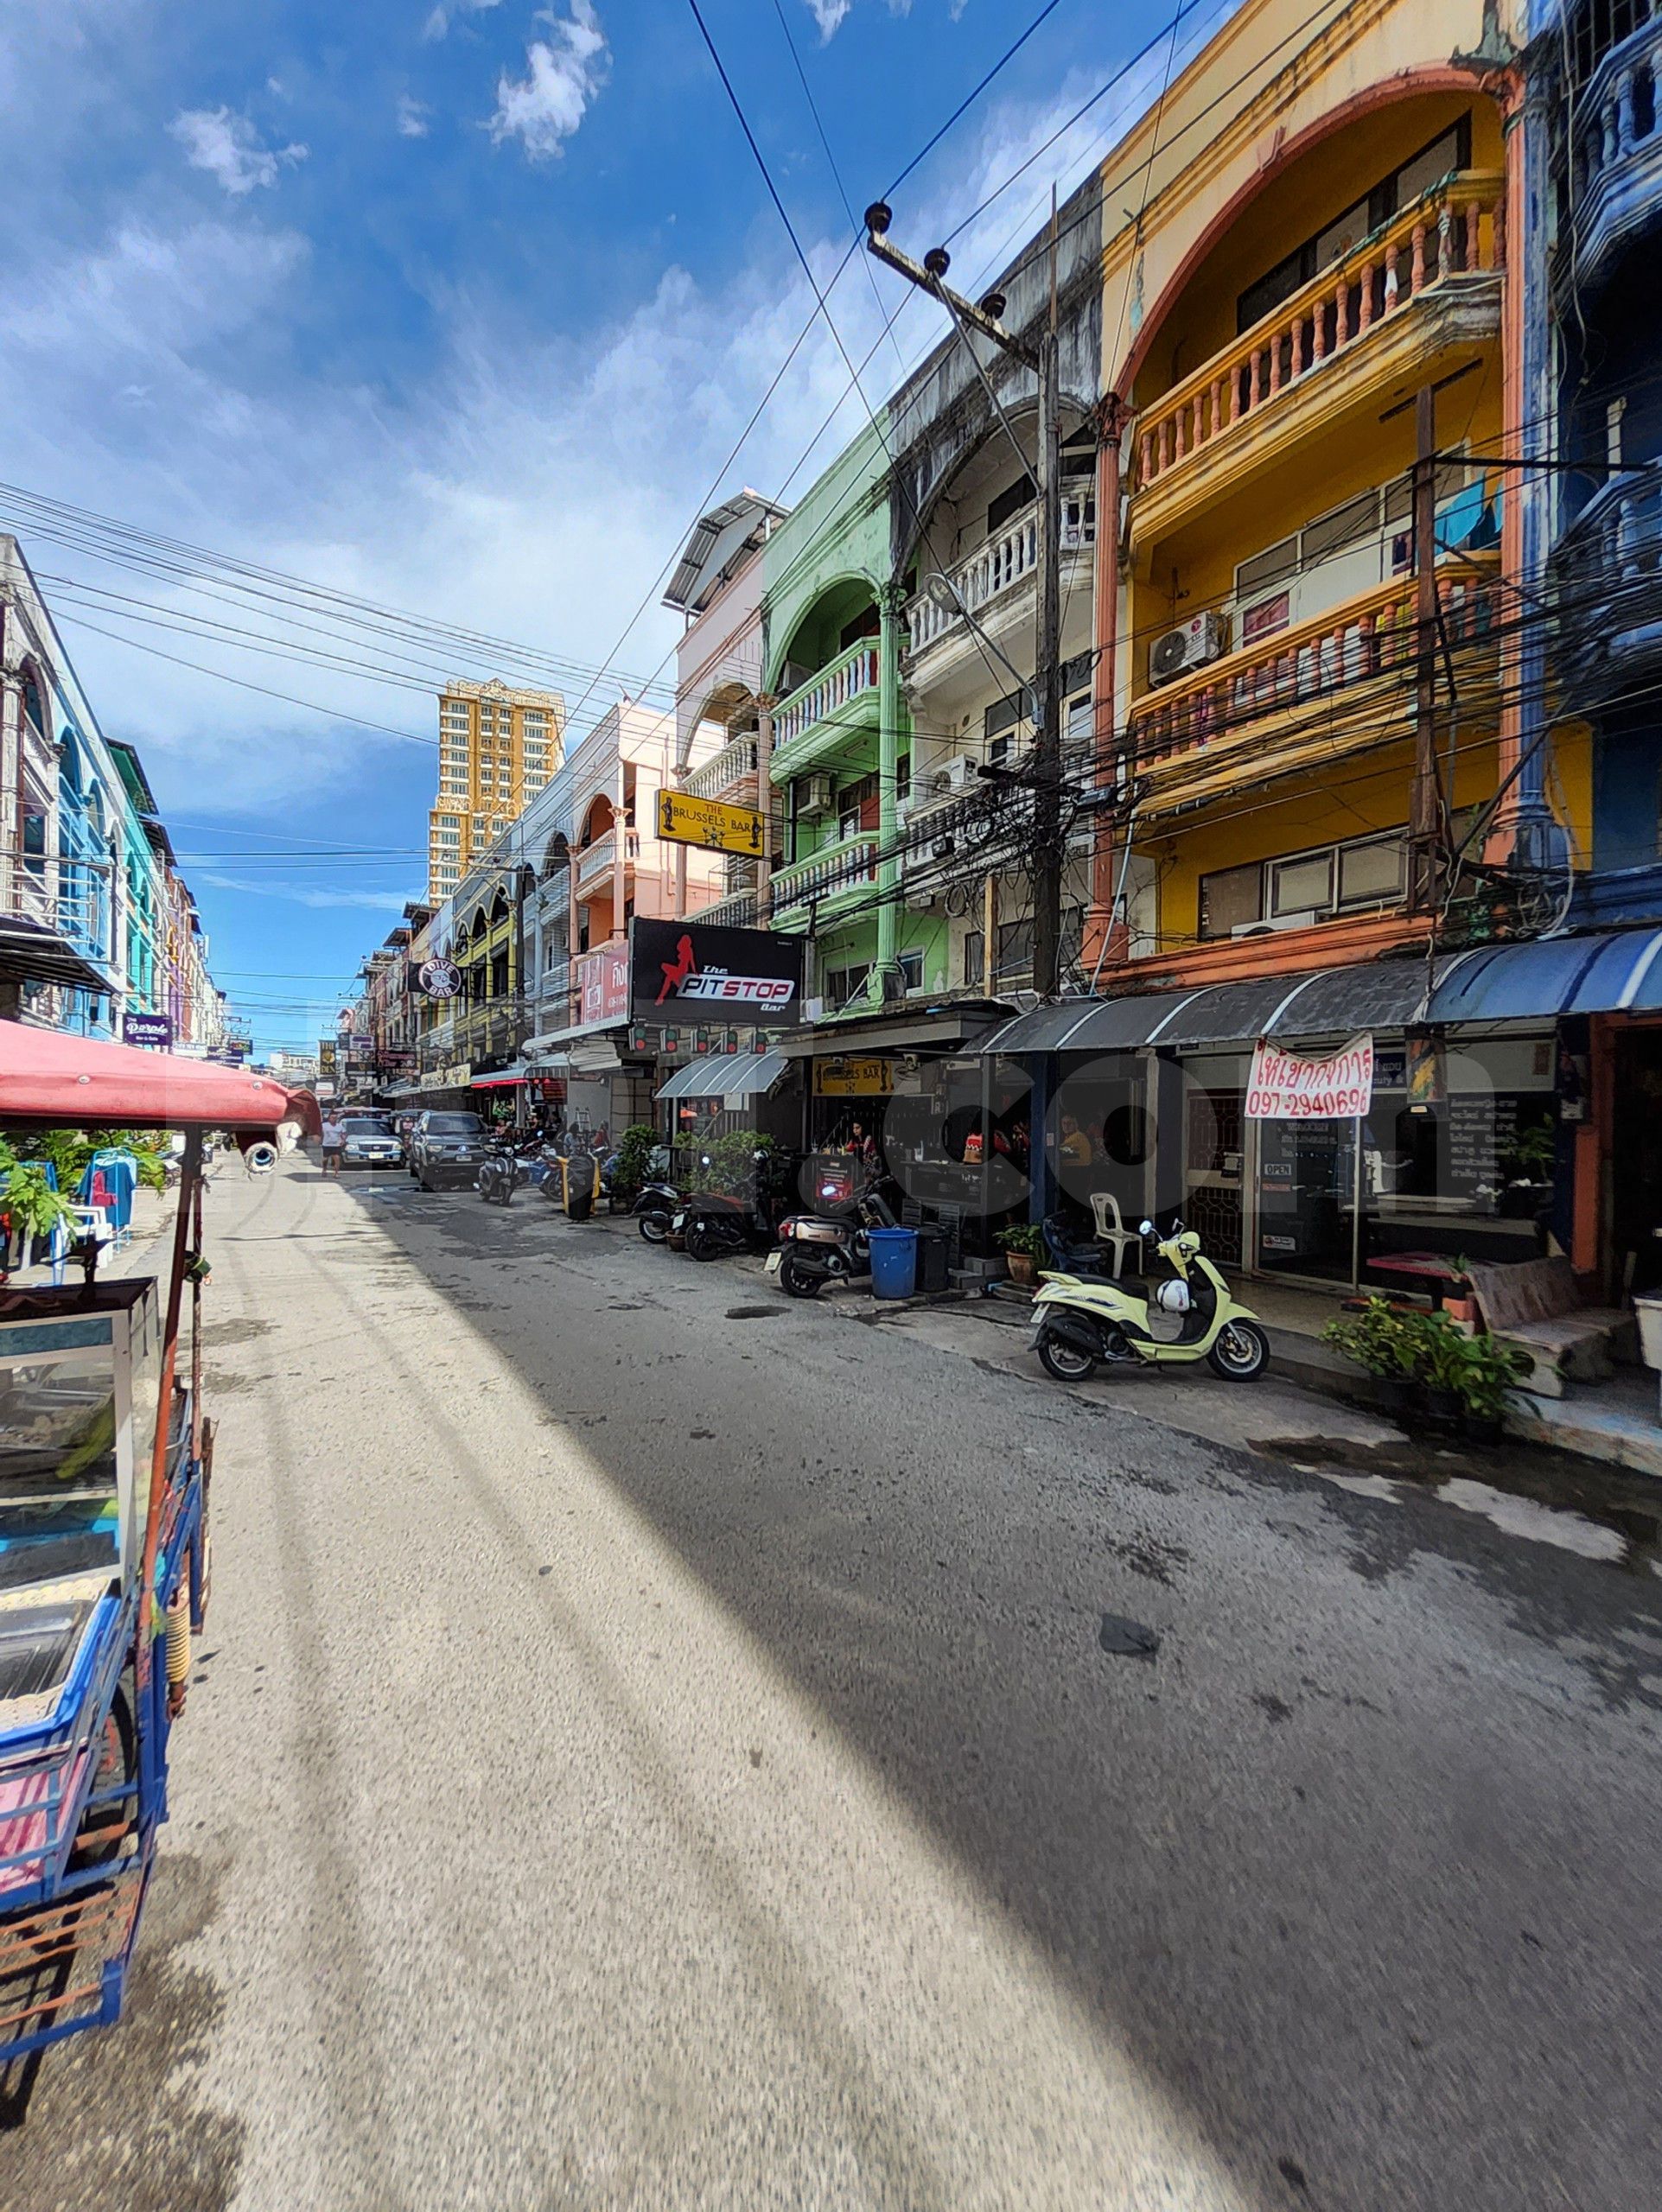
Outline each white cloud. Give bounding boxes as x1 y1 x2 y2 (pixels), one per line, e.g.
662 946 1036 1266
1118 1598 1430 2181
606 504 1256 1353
804 0 915 41
201 874 422 912
490 2 608 161
398 92 432 138
169 105 309 196
423 0 504 39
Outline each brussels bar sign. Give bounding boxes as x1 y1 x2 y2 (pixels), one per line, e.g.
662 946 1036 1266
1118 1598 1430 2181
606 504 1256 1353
656 789 766 860
630 918 803 1028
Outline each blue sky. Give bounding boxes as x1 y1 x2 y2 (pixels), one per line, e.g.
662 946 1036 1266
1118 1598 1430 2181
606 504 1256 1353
0 0 1225 1052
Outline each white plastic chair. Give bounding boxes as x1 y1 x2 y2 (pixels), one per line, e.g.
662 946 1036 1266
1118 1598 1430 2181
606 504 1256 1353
1088 1192 1144 1280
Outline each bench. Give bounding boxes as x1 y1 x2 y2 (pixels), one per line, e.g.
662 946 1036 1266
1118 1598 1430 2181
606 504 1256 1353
1466 1256 1633 1399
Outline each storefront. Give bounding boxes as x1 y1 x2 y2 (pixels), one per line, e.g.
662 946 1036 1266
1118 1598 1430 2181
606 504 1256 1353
979 929 1662 1293
655 1049 794 1142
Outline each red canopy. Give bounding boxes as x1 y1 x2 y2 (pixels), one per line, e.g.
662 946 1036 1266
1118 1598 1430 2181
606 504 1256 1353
0 1025 321 1137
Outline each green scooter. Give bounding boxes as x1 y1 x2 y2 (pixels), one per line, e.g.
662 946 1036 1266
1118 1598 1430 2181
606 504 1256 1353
1028 1216 1270 1385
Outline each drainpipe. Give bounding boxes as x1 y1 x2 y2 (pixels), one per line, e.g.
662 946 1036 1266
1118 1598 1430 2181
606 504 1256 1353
876 583 905 982
1490 54 1561 874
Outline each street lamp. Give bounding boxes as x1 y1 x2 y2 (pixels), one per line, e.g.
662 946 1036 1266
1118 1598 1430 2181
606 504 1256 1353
921 571 1040 732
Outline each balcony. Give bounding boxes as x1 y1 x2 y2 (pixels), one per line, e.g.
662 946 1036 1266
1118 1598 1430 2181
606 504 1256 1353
903 494 1095 714
685 734 760 804
574 828 638 893
1552 461 1662 710
694 887 761 928
769 641 882 780
1130 176 1505 547
1128 558 1501 811
771 831 880 925
1560 12 1662 289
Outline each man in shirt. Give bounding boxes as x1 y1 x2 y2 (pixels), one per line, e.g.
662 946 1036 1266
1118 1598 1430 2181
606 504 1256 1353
321 1114 346 1175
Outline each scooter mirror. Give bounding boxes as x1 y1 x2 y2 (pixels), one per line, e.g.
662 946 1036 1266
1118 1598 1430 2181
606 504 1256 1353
1138 1219 1154 1237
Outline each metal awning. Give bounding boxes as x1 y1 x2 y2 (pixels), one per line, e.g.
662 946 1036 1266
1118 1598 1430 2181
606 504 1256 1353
470 1063 528 1088
978 929 1662 1058
1428 928 1662 1022
655 1049 788 1104
778 999 1009 1060
0 917 114 995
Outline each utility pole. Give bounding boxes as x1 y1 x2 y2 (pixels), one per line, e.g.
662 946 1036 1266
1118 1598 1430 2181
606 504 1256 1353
865 198 1065 997
1410 383 1442 913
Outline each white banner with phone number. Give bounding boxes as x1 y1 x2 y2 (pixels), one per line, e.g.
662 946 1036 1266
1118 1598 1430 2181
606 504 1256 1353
1245 1033 1374 1121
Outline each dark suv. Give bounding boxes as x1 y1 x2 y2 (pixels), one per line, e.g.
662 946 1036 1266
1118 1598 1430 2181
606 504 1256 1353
409 1110 488 1190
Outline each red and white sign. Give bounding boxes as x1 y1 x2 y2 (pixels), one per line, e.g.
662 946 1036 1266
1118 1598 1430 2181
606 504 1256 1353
1246 1034 1374 1121
577 943 629 1027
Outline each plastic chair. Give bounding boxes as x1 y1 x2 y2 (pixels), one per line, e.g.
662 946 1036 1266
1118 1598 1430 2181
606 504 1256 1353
1088 1192 1144 1280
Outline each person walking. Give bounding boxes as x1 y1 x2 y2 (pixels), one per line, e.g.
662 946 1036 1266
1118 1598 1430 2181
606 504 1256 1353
321 1112 346 1176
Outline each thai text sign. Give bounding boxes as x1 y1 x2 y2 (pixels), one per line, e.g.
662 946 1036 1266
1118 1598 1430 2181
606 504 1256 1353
577 942 630 1027
656 789 766 859
1246 1034 1374 1121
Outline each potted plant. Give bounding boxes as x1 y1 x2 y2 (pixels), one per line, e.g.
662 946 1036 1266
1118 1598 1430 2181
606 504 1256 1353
997 1223 1045 1287
1321 1298 1417 1414
0 1152 75 1278
1456 1333 1530 1445
1441 1258 1477 1331
1410 1307 1473 1427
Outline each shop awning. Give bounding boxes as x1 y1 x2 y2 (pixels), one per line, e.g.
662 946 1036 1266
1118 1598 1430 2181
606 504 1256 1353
0 1025 320 1135
779 1000 1009 1059
978 927 1662 1058
0 916 115 995
656 1049 788 1104
1428 928 1662 1023
980 961 1447 1055
470 1063 528 1088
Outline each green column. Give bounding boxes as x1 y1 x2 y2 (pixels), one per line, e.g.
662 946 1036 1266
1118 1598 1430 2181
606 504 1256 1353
876 580 907 983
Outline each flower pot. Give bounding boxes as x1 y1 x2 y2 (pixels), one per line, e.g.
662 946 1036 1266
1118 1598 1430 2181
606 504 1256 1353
1007 1251 1035 1287
1463 1411 1503 1446
1424 1385 1461 1427
1376 1376 1414 1417
1442 1295 1476 1330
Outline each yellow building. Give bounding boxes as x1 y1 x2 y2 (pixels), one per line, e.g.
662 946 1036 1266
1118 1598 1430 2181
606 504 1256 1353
428 677 564 902
1060 0 1592 1287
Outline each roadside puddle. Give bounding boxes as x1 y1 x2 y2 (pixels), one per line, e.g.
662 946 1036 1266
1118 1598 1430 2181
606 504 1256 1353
1251 1433 1662 1574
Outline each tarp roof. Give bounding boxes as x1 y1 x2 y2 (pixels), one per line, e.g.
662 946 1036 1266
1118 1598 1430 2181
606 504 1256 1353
655 1049 787 1103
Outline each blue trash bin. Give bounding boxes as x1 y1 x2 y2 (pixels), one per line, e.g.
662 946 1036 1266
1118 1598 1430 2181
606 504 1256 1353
868 1226 918 1300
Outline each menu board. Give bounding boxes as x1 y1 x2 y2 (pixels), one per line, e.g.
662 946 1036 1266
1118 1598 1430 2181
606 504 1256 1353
1444 1094 1521 1207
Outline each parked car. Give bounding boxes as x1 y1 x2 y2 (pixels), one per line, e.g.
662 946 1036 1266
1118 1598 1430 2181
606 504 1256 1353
339 1113 404 1169
409 1109 489 1190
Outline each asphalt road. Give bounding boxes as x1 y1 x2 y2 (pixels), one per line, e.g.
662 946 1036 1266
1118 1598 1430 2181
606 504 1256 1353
3 1157 1659 2212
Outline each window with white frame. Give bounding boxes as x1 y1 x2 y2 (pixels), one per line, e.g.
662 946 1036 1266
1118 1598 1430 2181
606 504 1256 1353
1198 830 1406 939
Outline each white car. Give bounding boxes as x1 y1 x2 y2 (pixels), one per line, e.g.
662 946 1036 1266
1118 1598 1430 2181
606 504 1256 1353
339 1115 404 1168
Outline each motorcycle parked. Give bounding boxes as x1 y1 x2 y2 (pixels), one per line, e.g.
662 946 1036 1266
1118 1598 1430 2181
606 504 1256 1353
475 1130 543 1207
678 1148 790 1262
767 1176 902 1299
1029 1216 1269 1385
631 1146 682 1244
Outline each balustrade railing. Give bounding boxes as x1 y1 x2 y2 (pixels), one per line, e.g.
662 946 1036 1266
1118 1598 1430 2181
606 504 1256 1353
1134 176 1506 497
1566 9 1662 209
774 641 880 756
907 493 1096 653
771 833 880 911
1130 564 1500 767
685 734 760 801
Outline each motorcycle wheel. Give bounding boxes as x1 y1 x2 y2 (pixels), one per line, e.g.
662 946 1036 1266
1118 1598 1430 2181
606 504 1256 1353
777 1249 823 1300
685 1218 728 1262
1038 1332 1098 1383
638 1210 671 1244
1207 1319 1269 1380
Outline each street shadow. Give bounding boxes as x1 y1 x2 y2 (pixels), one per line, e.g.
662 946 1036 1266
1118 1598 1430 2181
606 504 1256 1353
341 1188 1662 2212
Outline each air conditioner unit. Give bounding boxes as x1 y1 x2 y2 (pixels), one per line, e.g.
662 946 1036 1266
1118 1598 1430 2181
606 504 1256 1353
1149 611 1228 686
1231 909 1321 938
935 754 981 796
798 771 836 817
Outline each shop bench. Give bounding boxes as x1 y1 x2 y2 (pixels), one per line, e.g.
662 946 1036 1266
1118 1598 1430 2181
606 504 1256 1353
1465 1256 1633 1399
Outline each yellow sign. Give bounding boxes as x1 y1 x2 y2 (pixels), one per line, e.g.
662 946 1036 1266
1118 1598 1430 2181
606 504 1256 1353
814 1055 892 1097
657 788 766 859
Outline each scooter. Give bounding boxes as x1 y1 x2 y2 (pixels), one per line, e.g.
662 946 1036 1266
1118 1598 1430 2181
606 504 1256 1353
476 1131 542 1206
766 1177 901 1298
1028 1215 1270 1385
679 1149 789 1262
630 1147 682 1244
